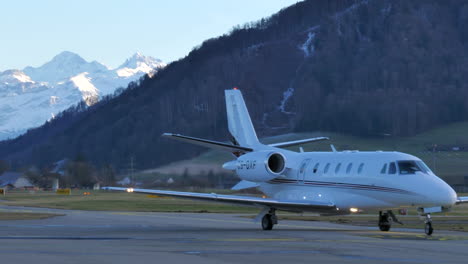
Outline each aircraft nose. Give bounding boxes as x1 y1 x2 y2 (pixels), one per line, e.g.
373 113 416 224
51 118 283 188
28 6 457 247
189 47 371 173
432 183 457 206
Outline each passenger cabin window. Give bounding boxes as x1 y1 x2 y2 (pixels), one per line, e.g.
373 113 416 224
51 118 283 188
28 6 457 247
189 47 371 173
324 163 330 174
398 160 424 175
313 163 319 173
346 163 353 174
380 164 387 174
335 163 342 174
389 162 397 174
358 163 364 174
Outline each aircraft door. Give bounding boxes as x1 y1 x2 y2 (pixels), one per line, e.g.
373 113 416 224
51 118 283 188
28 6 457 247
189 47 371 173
297 159 311 183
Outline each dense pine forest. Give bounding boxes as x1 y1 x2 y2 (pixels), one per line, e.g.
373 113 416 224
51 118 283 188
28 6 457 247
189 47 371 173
1 0 468 171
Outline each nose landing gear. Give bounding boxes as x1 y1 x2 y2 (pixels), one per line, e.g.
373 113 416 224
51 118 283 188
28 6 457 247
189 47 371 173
417 207 438 236
422 214 434 236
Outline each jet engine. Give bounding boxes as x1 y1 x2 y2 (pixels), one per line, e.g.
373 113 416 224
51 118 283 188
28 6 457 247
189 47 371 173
234 151 287 182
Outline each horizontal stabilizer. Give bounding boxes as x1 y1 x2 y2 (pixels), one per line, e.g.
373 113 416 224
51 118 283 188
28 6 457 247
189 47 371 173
162 133 253 153
269 137 329 148
231 180 259 190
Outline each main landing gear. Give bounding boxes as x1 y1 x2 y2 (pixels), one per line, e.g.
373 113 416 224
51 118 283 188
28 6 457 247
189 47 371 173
378 210 403 232
378 211 392 231
260 208 278 230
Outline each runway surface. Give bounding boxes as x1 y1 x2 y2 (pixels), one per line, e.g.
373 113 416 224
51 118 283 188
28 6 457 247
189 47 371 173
1 205 468 264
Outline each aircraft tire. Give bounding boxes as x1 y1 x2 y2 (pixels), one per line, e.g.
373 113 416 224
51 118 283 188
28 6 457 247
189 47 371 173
261 214 274 230
378 211 391 232
379 224 391 232
425 222 433 236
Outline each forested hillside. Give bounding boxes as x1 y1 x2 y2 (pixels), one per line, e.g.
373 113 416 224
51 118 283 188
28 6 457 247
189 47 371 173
1 0 468 171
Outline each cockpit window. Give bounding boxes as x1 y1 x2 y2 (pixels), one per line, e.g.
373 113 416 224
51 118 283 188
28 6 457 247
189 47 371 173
416 160 432 174
398 160 424 174
380 164 387 174
388 162 396 174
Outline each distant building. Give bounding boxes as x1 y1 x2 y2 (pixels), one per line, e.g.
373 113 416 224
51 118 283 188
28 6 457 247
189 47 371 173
0 172 34 189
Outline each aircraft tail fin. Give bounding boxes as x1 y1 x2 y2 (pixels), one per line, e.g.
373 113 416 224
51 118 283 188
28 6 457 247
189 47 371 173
225 89 261 149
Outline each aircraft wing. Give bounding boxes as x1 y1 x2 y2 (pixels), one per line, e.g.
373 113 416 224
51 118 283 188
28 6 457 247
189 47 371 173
162 133 253 153
457 197 468 204
102 187 336 213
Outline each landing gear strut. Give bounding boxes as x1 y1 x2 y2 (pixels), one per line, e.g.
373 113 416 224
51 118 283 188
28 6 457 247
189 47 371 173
261 208 278 230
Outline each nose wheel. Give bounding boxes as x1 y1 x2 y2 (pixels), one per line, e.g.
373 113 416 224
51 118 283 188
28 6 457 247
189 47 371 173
423 214 434 235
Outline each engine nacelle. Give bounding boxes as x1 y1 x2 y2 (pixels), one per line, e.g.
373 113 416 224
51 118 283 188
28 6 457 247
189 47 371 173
235 151 287 182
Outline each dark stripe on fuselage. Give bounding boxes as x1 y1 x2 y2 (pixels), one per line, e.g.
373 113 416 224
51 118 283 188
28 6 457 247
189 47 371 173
267 178 412 194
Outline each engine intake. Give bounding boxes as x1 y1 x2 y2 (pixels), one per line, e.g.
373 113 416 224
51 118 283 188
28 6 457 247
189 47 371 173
267 153 286 174
235 151 287 182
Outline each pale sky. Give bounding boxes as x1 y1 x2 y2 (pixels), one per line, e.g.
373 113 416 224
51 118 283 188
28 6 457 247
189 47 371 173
0 0 300 71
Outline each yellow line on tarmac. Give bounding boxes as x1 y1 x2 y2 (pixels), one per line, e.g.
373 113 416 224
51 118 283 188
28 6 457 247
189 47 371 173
210 238 301 242
110 212 141 216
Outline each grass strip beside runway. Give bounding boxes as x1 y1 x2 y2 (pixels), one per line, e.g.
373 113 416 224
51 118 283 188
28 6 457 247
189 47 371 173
1 189 258 213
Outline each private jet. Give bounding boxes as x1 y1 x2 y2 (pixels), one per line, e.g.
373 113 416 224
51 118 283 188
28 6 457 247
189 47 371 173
105 89 468 235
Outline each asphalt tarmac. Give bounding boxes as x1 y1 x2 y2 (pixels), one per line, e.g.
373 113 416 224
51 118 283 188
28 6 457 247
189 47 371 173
0 205 467 264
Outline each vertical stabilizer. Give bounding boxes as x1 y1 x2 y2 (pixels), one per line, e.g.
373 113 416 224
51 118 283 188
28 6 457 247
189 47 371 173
225 89 260 148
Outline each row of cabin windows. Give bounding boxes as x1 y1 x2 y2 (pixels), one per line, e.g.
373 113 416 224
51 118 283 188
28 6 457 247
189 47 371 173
311 162 365 175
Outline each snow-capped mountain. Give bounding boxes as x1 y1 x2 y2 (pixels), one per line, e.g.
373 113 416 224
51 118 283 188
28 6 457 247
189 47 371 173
116 52 164 78
23 51 109 83
0 51 165 141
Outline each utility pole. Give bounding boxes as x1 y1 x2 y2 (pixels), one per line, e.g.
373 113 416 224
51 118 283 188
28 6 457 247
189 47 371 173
130 156 135 186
